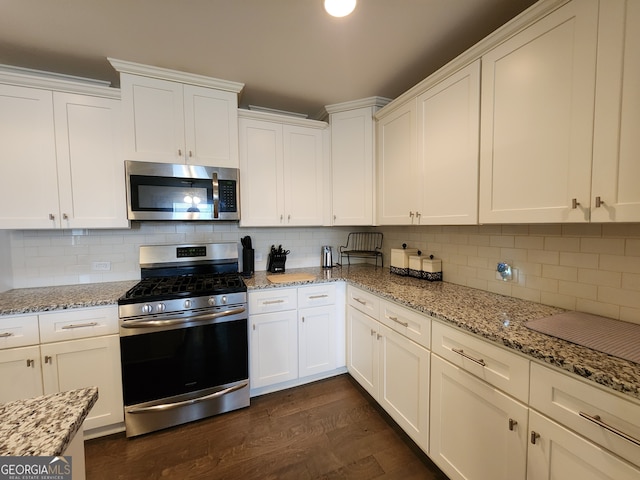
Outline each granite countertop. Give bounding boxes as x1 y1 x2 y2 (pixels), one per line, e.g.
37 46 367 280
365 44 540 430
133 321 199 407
1 266 639 401
0 387 98 456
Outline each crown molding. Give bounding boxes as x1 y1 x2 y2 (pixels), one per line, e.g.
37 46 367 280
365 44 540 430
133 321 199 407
238 108 328 129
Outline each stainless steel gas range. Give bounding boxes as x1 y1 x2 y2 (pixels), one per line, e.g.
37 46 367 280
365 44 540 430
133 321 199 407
118 243 249 437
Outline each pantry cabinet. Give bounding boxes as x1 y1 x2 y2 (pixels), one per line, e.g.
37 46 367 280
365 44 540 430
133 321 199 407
239 110 327 227
0 82 125 229
118 73 241 168
591 0 640 222
479 0 599 223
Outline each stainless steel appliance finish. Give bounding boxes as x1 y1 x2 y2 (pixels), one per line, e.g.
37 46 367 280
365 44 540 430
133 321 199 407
118 242 249 437
125 160 240 221
321 245 333 268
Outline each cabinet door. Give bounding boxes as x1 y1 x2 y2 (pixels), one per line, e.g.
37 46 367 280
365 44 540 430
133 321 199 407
479 0 599 223
0 84 59 228
249 310 298 388
183 84 239 168
417 60 480 225
53 93 128 229
40 335 124 431
377 323 430 452
298 305 336 378
527 410 640 480
0 345 43 402
331 107 375 226
282 124 324 226
430 354 528 480
591 0 640 222
377 99 419 225
346 306 378 397
120 73 185 163
239 118 284 226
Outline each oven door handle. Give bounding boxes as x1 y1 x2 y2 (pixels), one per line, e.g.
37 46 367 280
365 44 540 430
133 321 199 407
121 307 246 329
126 382 249 414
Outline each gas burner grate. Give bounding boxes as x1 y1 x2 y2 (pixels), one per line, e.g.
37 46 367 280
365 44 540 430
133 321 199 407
123 273 245 300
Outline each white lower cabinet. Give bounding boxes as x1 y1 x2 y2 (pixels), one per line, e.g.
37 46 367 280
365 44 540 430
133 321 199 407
527 410 640 480
0 345 43 402
346 286 430 452
249 283 344 395
430 354 528 480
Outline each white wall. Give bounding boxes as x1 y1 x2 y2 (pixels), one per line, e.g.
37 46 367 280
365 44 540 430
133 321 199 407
7 223 358 288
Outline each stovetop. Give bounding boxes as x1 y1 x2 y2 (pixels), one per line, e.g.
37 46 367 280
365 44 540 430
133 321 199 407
118 272 246 305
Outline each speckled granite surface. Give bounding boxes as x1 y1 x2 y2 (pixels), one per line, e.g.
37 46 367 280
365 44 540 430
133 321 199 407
0 387 98 456
247 265 640 401
0 280 137 315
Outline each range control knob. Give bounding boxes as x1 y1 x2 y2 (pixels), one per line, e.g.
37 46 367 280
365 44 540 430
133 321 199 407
141 304 153 314
221 296 227 305
184 299 192 309
208 296 217 306
156 303 166 313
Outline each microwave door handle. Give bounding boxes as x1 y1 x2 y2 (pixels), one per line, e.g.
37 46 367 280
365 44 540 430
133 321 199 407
212 172 219 219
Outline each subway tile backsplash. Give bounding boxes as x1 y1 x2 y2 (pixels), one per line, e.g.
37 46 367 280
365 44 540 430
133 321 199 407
4 222 640 325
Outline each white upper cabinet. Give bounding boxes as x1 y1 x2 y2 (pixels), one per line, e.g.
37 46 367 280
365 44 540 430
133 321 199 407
111 59 243 168
591 0 640 222
0 78 126 229
479 0 599 223
239 110 327 227
326 97 390 226
376 61 480 226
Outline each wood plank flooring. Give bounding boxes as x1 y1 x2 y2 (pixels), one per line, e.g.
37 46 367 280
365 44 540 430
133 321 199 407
85 374 449 479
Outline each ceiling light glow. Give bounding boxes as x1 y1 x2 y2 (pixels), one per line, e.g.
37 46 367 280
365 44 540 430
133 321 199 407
324 0 356 17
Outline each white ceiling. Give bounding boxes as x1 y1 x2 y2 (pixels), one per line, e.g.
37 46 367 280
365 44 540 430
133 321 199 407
0 0 537 117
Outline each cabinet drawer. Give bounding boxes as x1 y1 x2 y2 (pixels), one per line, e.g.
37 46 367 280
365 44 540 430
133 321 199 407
530 362 640 467
298 283 336 309
431 321 529 402
249 288 297 314
0 315 40 349
379 299 430 348
38 306 118 343
347 286 379 318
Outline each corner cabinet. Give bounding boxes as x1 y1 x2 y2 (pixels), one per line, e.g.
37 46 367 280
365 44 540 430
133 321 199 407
0 81 127 229
110 58 243 168
239 110 328 227
376 60 480 225
479 0 599 223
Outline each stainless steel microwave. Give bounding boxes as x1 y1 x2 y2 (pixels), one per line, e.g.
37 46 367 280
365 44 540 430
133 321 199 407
125 161 240 221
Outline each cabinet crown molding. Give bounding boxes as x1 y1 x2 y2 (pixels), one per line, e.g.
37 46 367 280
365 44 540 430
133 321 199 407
108 58 244 95
238 108 328 129
321 96 392 119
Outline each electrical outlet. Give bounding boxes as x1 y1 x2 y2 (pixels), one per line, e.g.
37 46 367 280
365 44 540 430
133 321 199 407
92 261 111 271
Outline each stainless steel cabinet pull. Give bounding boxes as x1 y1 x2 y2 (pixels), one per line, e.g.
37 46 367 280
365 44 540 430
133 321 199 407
127 382 248 414
376 333 382 340
509 418 518 431
451 348 486 366
49 213 55 220
44 355 52 364
62 213 68 220
252 324 256 331
189 150 193 157
354 297 367 305
387 315 409 327
579 412 640 447
595 196 605 208
287 214 291 222
263 299 285 305
280 214 283 222
301 317 305 323
530 431 540 444
309 294 328 299
0 332 13 338
409 211 414 218
62 321 98 330
571 198 580 209
27 359 34 367
178 149 183 156
370 329 376 336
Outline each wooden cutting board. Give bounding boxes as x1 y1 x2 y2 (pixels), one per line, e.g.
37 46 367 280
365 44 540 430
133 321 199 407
266 273 316 284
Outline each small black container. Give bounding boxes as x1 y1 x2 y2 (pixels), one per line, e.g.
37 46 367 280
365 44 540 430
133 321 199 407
267 253 287 273
242 248 254 277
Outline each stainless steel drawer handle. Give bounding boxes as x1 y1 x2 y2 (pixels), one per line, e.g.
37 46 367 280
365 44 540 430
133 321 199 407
0 332 13 338
354 298 367 305
127 382 248 414
308 294 329 299
387 315 409 327
451 347 486 367
61 321 98 330
263 299 285 305
509 418 518 431
579 412 640 447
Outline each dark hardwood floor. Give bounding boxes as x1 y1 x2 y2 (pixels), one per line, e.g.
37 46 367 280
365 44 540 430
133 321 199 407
85 374 449 479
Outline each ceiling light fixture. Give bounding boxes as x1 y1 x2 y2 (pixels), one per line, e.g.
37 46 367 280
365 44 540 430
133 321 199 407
324 0 356 17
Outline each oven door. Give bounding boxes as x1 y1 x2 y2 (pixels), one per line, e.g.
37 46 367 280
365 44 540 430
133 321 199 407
120 316 249 436
125 160 239 221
